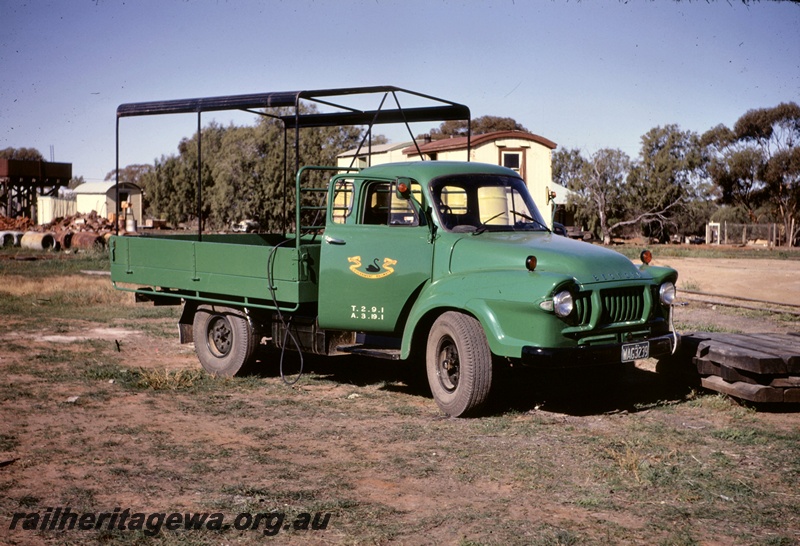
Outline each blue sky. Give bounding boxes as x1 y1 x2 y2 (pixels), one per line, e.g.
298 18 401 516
2 0 798 182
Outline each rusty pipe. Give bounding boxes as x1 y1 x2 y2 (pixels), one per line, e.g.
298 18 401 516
70 231 105 250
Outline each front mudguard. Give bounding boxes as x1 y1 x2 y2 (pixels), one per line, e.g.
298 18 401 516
400 270 574 359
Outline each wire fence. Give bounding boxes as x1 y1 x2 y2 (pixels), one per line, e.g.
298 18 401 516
706 222 780 246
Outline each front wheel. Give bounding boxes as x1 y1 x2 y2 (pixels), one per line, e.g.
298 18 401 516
193 305 257 376
426 312 493 417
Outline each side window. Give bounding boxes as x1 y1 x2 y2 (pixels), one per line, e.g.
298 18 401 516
362 183 391 225
331 180 354 224
389 182 422 226
361 181 420 226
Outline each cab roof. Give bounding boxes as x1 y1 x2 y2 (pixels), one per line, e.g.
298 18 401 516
355 161 519 183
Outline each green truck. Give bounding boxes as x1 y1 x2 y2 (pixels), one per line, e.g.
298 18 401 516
110 86 679 416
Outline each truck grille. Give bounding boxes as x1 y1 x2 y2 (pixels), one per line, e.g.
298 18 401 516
599 286 646 324
573 293 592 325
570 286 648 328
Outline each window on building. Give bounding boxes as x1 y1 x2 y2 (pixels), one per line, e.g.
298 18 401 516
502 151 521 173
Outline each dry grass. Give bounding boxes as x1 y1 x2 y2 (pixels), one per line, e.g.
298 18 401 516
131 367 216 391
0 274 131 306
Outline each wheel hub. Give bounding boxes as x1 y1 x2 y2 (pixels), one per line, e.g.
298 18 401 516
437 337 460 392
207 315 233 357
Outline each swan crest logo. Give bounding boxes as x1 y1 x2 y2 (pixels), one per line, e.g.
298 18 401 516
347 256 398 279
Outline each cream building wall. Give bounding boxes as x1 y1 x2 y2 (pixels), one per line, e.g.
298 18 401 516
337 142 414 170
73 181 143 222
36 194 77 225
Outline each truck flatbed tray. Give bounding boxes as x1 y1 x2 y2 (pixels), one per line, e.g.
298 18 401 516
109 233 320 311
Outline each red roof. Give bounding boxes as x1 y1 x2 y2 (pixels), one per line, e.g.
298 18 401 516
402 130 557 157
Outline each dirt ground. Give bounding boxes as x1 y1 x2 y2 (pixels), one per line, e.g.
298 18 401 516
654 256 800 307
655 256 800 334
1 254 798 545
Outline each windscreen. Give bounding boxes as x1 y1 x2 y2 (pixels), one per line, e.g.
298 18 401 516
430 174 549 233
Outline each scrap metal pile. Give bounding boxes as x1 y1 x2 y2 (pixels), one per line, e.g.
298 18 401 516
0 212 115 251
0 215 35 232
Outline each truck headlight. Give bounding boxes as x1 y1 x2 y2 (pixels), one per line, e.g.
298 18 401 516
659 282 676 306
553 290 574 317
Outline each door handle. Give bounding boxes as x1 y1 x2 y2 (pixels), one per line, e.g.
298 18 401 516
324 235 346 245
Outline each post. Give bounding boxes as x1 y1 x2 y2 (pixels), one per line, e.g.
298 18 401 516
196 112 202 242
115 117 120 235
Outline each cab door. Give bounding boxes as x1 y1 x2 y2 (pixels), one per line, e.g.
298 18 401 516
318 178 432 332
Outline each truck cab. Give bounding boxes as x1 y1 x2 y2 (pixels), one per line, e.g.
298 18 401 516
314 161 678 415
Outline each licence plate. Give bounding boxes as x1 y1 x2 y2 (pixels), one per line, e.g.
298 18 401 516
621 341 649 362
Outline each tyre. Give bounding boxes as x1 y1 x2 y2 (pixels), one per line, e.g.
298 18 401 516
426 311 493 417
193 305 257 376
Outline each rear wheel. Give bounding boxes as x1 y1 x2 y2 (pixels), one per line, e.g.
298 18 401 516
193 305 257 376
426 312 493 417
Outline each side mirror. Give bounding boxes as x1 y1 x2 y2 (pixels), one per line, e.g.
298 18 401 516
395 177 413 200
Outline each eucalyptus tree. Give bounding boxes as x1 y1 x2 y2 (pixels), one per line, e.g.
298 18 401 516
553 126 711 244
626 125 709 241
426 115 528 139
703 102 800 246
104 164 154 186
554 147 630 244
0 147 44 160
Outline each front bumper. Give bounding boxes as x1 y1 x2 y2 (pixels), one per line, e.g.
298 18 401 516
521 332 679 369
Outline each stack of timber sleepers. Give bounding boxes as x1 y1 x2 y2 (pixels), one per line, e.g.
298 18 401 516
678 332 800 403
